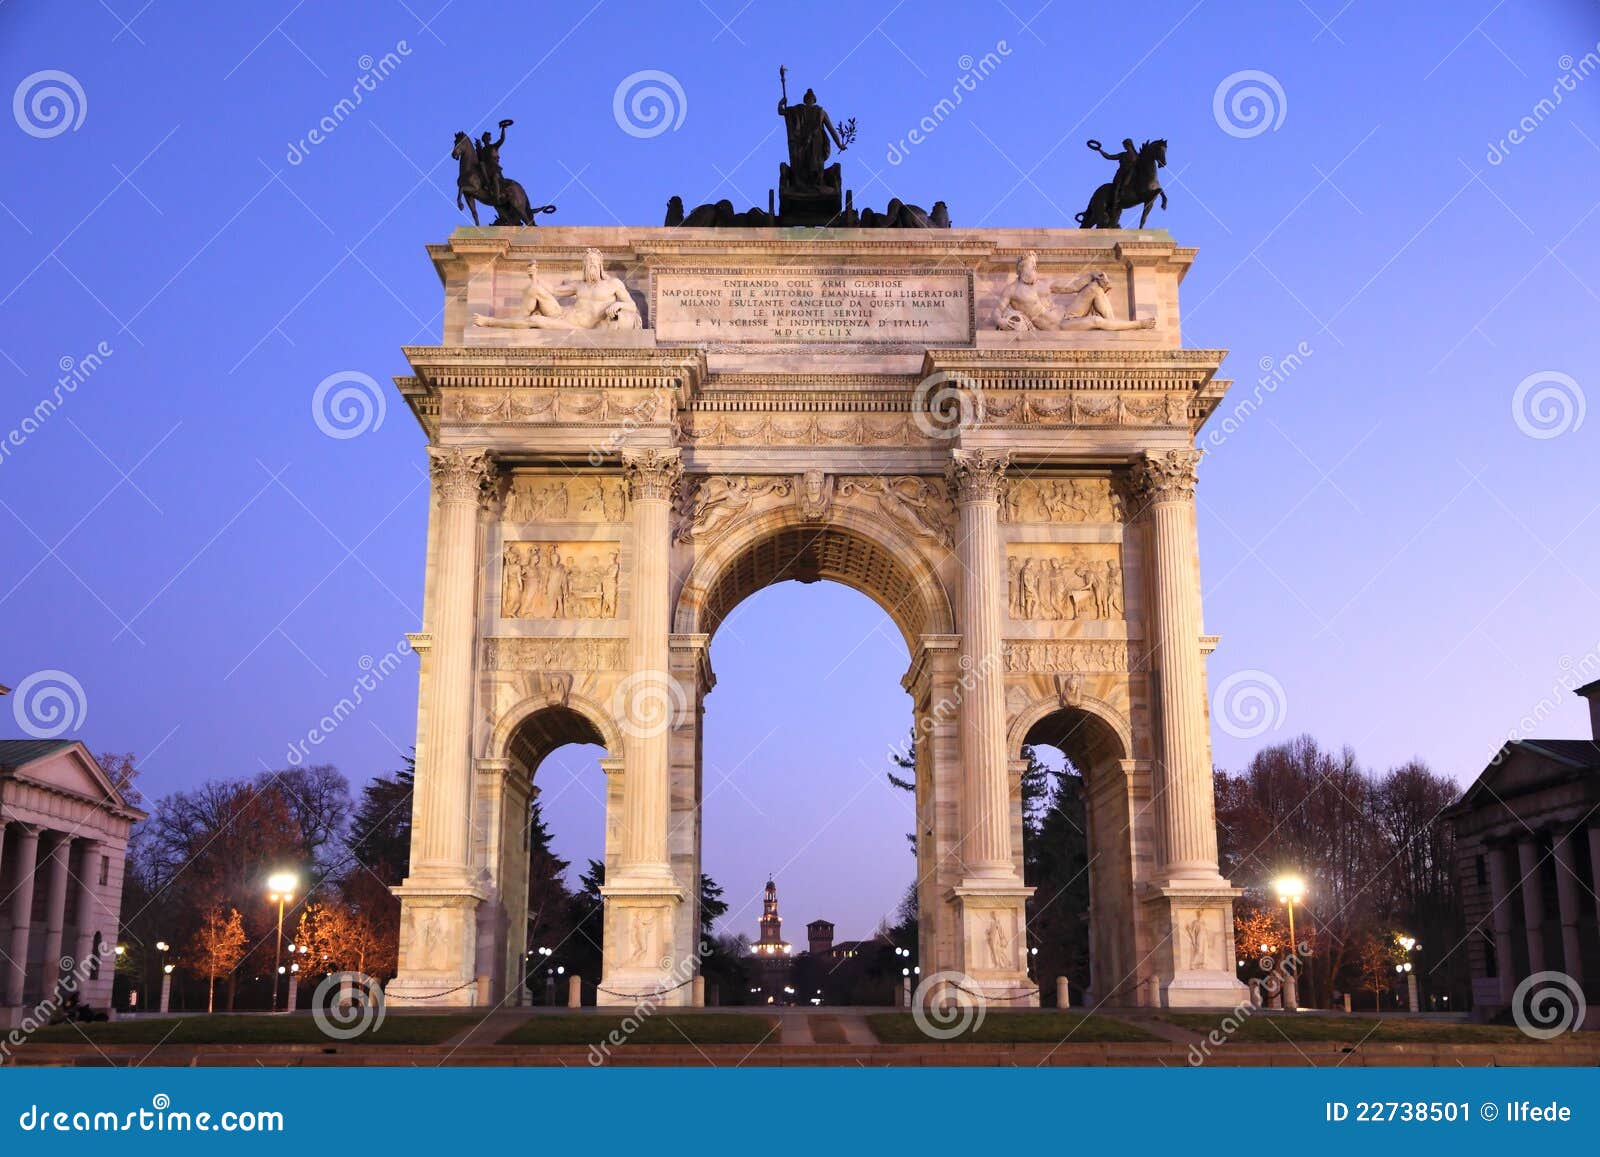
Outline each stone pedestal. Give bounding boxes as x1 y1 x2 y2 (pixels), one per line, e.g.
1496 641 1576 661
948 885 1038 1005
1148 886 1247 1008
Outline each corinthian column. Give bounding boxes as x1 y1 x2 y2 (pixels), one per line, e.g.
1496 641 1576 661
948 449 1015 881
616 448 681 884
1131 448 1223 882
413 445 494 875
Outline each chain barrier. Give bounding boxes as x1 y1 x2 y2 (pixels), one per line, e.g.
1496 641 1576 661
385 979 480 1001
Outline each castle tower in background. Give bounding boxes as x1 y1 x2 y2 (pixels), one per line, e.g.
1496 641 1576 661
752 878 793 1003
807 919 835 956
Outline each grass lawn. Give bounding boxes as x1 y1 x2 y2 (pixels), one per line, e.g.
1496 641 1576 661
25 1014 476 1047
498 1013 779 1046
1158 1013 1549 1044
867 1011 1159 1044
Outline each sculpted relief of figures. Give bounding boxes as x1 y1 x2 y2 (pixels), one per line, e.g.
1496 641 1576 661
502 543 620 619
1002 476 1123 523
505 476 628 523
674 475 793 543
837 476 955 548
1008 547 1124 621
473 248 643 331
1002 639 1136 674
483 637 626 671
992 252 1155 332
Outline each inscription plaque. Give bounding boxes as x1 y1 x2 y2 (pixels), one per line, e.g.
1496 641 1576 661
652 268 973 343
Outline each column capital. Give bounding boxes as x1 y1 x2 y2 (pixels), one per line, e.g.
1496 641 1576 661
427 446 495 506
1130 448 1202 506
621 448 682 503
946 448 1010 504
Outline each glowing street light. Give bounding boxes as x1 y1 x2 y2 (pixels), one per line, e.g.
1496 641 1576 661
1273 875 1306 1011
266 871 298 1012
1396 934 1420 1011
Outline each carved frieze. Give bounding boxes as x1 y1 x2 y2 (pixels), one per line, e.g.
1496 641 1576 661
674 475 792 543
505 476 628 523
482 637 627 671
447 389 675 427
1007 545 1123 621
1002 639 1141 674
501 543 620 619
682 412 919 447
836 475 955 548
1001 476 1124 523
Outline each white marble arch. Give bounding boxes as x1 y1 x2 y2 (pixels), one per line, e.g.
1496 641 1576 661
476 691 622 1003
1005 694 1153 1003
666 500 973 989
671 499 957 644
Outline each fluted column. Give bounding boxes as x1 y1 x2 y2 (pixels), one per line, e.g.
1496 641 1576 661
1486 844 1517 1005
4 825 40 1006
617 449 681 882
948 449 1014 880
414 446 493 874
1552 832 1584 983
72 839 102 973
1131 449 1221 881
38 833 71 993
1517 838 1546 975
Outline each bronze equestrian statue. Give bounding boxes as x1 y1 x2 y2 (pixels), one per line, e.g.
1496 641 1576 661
452 119 555 227
1077 138 1168 229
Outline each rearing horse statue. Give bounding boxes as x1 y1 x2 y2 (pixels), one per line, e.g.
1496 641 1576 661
1076 138 1168 229
452 129 551 227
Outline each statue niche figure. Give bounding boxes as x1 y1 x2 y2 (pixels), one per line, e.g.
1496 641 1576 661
474 248 641 331
993 252 1155 332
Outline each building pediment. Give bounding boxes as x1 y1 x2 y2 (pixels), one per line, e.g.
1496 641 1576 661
0 740 143 820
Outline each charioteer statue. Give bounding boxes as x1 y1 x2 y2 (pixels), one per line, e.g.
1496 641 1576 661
1076 137 1168 229
451 119 557 226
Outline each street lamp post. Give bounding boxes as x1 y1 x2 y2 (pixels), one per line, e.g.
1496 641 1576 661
1397 936 1420 1012
266 872 297 1013
1274 876 1306 1011
154 940 170 1013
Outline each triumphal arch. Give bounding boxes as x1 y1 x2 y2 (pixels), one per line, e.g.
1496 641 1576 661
387 221 1246 1010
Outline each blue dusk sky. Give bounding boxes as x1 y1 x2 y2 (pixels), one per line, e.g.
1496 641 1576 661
2 1 1597 940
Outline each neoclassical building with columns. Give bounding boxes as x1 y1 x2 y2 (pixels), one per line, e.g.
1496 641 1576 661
387 225 1246 1009
1450 678 1600 1022
0 739 142 1026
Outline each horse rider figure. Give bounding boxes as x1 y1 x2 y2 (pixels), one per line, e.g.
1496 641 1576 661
478 122 510 203
1091 137 1139 223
